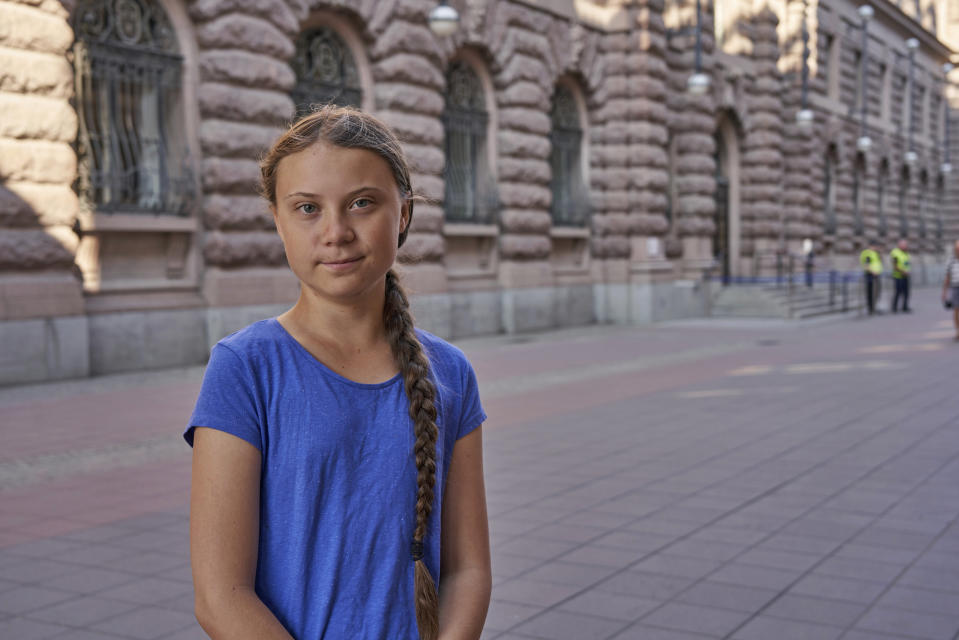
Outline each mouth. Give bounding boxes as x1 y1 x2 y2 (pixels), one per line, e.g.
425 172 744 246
319 256 363 270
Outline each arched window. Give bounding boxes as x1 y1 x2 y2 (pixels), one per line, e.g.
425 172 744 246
73 0 191 215
823 147 838 235
442 61 493 223
291 26 362 116
549 84 587 226
877 159 889 237
853 153 865 236
898 166 910 238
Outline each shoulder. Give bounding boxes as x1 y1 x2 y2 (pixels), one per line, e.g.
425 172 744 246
415 328 473 375
214 319 282 360
206 319 287 381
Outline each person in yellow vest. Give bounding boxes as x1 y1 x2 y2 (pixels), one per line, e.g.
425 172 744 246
860 241 883 315
890 239 912 313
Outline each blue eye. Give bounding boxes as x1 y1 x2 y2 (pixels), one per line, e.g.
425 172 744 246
297 203 317 215
351 197 373 210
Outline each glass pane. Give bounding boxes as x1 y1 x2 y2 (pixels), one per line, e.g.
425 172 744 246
443 62 489 222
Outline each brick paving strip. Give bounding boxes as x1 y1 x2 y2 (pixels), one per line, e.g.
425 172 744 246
1 288 958 639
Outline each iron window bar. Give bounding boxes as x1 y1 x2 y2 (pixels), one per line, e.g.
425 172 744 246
73 0 193 217
291 27 363 117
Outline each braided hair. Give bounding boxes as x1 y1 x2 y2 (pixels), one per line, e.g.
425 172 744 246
260 105 439 639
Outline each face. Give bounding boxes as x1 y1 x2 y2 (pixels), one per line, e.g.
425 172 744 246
271 142 409 306
899 240 908 251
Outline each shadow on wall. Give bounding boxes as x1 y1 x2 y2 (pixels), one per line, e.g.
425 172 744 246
0 182 77 273
0 180 89 385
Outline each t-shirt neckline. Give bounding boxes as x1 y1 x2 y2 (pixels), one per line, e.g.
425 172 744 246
269 317 404 390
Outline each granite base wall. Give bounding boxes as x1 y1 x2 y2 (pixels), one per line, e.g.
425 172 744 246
0 280 717 385
0 315 89 385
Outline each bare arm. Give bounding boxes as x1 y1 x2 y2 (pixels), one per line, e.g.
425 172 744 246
437 426 492 640
190 427 294 640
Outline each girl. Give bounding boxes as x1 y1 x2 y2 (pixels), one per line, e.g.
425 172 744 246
186 106 491 640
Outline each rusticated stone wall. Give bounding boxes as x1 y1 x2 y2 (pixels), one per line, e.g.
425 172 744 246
370 0 447 267
485 3 603 262
781 70 816 247
189 0 298 269
591 30 633 260
1 0 958 364
628 0 670 241
664 4 717 245
739 7 784 253
0 1 78 277
490 4 555 262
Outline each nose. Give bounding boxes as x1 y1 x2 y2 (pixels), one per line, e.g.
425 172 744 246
317 211 355 245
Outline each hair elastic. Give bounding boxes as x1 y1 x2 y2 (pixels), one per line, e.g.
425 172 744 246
411 540 425 561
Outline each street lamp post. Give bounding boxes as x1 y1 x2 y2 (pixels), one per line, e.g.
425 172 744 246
796 0 814 129
904 38 920 166
856 5 874 152
687 0 710 94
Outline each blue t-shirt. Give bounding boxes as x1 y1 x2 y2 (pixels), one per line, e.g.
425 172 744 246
185 318 486 639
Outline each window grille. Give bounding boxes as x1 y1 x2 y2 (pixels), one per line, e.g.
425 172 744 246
73 0 192 216
291 27 362 116
549 86 588 227
442 61 495 223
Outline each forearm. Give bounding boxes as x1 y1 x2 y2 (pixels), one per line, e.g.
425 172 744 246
437 567 492 640
196 586 294 640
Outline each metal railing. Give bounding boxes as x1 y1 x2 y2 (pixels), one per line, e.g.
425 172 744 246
705 252 867 318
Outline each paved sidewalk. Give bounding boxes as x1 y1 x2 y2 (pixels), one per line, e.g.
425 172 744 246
2 288 958 639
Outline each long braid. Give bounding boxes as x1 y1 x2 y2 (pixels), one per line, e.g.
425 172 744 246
384 269 439 640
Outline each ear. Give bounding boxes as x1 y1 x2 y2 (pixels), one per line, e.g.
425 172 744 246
399 201 410 234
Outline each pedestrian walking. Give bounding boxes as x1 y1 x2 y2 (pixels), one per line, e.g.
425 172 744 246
890 239 912 312
186 106 491 640
943 239 959 341
803 238 815 288
860 240 882 315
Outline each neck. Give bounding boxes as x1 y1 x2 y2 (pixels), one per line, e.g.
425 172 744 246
285 278 388 350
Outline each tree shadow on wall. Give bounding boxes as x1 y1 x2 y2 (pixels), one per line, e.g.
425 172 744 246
0 181 78 275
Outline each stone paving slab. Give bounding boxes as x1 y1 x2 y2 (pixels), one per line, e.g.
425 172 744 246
1 288 958 639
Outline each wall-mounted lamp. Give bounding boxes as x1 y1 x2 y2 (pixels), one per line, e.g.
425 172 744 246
856 5 873 153
429 1 460 36
687 0 711 95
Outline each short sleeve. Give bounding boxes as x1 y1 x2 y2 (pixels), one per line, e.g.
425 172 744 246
184 343 264 452
456 360 486 440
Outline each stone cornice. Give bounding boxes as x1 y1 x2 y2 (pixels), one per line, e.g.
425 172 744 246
869 0 954 60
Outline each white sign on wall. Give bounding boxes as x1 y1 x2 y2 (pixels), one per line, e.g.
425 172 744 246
646 237 660 258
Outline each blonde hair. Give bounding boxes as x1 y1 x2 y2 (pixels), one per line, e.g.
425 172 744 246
260 105 439 640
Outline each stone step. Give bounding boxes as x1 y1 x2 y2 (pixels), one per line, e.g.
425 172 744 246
710 284 863 319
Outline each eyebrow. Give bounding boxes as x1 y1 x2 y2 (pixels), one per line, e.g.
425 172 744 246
283 186 384 200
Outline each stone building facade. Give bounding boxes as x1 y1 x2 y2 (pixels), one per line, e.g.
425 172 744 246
1 0 957 384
